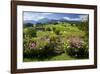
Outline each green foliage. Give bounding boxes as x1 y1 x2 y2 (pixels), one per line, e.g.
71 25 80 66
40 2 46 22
23 23 33 28
65 37 89 58
23 27 36 38
23 22 89 61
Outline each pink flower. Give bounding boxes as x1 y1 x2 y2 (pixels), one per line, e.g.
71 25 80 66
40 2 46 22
29 42 36 49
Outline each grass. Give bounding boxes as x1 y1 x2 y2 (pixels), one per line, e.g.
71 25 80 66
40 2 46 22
23 53 77 62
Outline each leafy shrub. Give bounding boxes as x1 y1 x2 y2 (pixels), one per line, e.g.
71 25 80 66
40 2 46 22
24 34 65 58
23 23 33 28
23 27 36 38
45 26 53 31
66 36 89 58
50 36 65 54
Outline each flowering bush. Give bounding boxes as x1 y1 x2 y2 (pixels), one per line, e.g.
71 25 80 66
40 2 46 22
66 36 89 58
23 35 65 58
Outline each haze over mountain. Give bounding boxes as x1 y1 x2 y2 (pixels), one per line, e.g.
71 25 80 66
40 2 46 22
24 18 81 25
23 12 89 24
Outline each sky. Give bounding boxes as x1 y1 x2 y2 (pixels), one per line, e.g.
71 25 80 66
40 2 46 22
23 11 89 22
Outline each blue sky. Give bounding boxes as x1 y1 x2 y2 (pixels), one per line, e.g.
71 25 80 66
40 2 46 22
23 11 88 22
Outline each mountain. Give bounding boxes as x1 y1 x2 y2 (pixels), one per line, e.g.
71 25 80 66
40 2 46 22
38 18 51 24
24 20 37 24
37 18 73 24
23 18 81 25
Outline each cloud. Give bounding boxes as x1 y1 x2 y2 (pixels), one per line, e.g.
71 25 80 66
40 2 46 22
24 12 88 22
63 15 88 22
34 16 45 21
79 15 88 22
41 13 53 15
63 17 81 21
24 12 53 21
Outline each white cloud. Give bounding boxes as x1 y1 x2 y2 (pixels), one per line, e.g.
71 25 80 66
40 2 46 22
24 12 53 21
41 13 53 15
34 16 45 21
63 15 88 22
63 17 81 21
79 15 88 22
24 12 88 22
63 17 70 20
